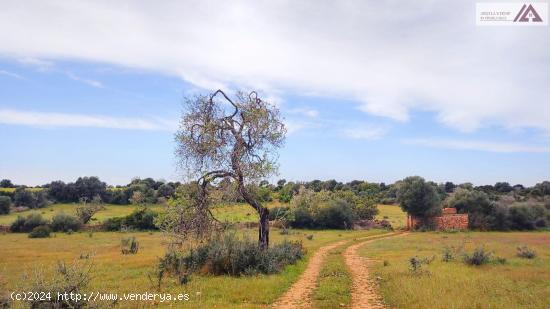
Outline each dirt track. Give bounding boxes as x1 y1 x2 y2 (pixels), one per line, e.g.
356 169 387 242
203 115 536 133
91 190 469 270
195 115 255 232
343 232 409 309
272 232 404 309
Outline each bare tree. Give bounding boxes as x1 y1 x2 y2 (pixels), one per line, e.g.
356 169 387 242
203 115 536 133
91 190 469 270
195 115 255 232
175 90 285 249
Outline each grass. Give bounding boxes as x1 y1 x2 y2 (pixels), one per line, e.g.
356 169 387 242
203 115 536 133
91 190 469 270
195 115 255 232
359 231 550 309
312 246 353 308
375 204 406 228
0 228 383 308
0 203 164 225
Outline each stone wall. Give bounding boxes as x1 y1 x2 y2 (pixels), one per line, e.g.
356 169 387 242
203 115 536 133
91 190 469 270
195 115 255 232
407 209 468 231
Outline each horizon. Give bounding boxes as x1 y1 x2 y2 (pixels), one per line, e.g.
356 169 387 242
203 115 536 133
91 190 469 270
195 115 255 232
1 1 550 187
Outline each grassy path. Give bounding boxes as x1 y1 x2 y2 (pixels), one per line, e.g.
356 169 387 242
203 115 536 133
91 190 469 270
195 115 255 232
343 232 408 309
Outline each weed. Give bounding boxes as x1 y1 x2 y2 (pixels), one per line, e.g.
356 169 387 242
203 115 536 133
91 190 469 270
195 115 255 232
516 245 537 259
121 236 139 254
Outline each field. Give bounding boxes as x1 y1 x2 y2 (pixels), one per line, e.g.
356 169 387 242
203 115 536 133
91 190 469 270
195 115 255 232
2 203 549 308
360 231 550 309
0 229 386 308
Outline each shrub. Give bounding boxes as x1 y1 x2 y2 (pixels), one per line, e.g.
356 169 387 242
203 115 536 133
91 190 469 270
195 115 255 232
516 245 537 259
10 214 48 233
121 236 139 254
159 233 304 277
408 256 434 274
103 217 124 231
75 202 104 224
51 212 82 232
123 208 158 230
463 246 492 266
290 207 315 228
0 196 10 214
28 225 51 238
23 259 92 308
268 207 291 221
315 199 355 229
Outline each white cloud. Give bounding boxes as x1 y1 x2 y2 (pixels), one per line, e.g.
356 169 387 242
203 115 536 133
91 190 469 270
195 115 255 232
342 125 387 140
17 57 54 71
286 107 319 118
0 1 549 133
0 69 24 80
66 72 103 88
404 138 550 153
0 109 176 131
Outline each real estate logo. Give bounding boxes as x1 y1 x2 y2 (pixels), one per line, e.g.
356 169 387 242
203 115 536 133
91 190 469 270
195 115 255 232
476 2 548 26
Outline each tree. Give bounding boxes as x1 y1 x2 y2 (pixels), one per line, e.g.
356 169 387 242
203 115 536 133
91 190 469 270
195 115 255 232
0 196 11 214
0 179 14 188
74 176 106 201
494 182 513 193
176 90 285 249
397 176 442 218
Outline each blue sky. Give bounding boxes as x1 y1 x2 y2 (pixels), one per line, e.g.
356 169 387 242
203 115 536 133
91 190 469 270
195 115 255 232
1 1 549 186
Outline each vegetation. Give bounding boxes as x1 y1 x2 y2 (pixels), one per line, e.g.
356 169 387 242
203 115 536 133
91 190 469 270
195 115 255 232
175 90 286 249
0 196 10 214
121 236 140 254
28 225 51 238
361 232 550 308
397 176 442 219
10 213 48 232
51 212 82 232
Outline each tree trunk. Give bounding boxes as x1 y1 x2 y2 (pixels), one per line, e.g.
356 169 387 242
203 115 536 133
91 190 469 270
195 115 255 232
258 208 270 249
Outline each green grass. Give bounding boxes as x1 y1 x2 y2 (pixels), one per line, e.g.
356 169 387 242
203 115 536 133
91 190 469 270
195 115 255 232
0 203 164 225
312 246 353 308
359 231 550 309
0 228 382 308
375 204 406 228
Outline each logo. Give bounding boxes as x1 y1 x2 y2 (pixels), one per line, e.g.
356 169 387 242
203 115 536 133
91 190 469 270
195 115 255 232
513 4 543 22
476 2 548 26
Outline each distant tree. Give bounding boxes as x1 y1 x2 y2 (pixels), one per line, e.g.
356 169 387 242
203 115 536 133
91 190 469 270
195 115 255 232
157 183 175 199
0 196 11 214
74 177 106 201
494 182 513 193
129 191 146 205
397 176 442 218
276 179 287 190
446 188 494 229
175 90 285 249
13 188 35 208
0 179 14 188
444 182 456 193
533 181 550 196
75 197 104 224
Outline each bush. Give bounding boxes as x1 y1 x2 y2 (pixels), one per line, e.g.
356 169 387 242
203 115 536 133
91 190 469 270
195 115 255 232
103 217 124 231
463 246 492 266
268 207 291 221
123 208 158 230
315 199 355 229
516 245 537 259
508 204 546 230
121 236 139 254
51 212 82 232
409 256 434 274
290 207 315 228
10 214 48 233
0 196 10 214
28 225 51 238
159 233 304 277
24 259 92 308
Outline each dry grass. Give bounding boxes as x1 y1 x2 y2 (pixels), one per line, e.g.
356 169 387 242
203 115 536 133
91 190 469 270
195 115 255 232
375 204 406 228
359 231 550 309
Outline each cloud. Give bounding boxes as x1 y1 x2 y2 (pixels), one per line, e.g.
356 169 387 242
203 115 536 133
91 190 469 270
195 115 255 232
17 57 54 71
342 125 387 140
286 107 319 118
0 69 24 80
0 1 549 134
0 109 176 131
404 138 550 153
66 72 103 88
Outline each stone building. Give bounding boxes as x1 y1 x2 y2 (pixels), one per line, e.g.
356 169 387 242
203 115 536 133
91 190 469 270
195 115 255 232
406 207 468 230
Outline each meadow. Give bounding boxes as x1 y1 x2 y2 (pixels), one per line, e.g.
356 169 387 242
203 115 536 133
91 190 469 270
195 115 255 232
0 229 387 308
361 231 550 309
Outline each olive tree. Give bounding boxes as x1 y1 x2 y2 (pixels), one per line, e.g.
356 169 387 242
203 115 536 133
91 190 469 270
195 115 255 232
397 176 442 218
175 90 285 249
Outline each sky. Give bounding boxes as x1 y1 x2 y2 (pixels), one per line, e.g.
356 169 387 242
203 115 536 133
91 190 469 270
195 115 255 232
1 0 550 186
